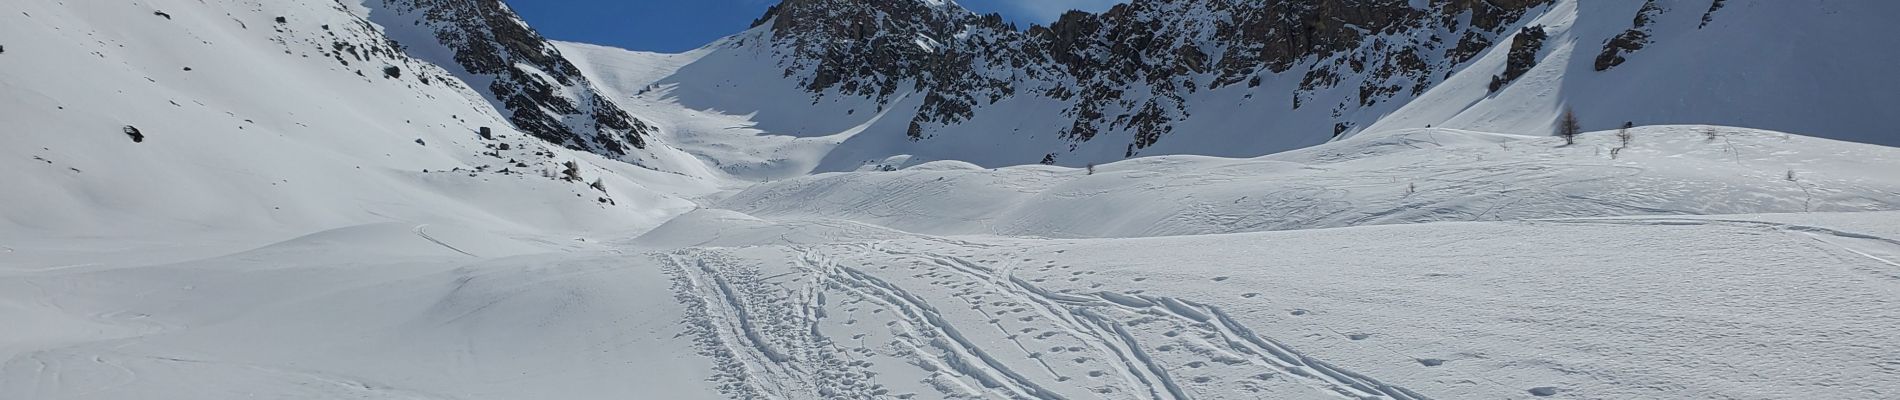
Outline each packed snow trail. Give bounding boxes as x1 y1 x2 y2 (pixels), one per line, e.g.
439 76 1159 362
882 246 1430 400
411 225 477 257
659 242 1433 399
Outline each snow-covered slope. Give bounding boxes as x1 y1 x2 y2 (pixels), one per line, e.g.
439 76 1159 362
1361 0 1900 141
717 126 1900 238
9 208 1899 399
555 41 853 181
635 212 1900 399
565 0 1900 173
0 0 720 242
0 223 725 399
6 0 1900 399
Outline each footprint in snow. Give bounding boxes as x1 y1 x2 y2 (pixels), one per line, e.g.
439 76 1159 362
1417 358 1445 367
1528 387 1561 397
1212 276 1230 282
1348 333 1371 340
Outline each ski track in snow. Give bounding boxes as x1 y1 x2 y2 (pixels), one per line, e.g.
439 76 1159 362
659 241 1431 399
412 224 478 258
1546 217 1900 280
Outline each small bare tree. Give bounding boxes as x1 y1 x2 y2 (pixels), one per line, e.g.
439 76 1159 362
1617 122 1634 147
1557 108 1582 146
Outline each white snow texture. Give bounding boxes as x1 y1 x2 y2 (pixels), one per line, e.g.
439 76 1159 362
2 0 1897 399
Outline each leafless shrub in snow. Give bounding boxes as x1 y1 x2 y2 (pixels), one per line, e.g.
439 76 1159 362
1557 107 1582 146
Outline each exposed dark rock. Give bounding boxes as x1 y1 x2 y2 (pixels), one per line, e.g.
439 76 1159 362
1596 1 1662 71
122 125 144 143
1701 0 1726 28
560 160 582 182
153 11 171 20
376 0 655 159
382 65 400 78
1490 25 1547 92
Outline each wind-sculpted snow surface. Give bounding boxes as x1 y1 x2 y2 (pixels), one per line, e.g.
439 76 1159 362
5 0 1900 399
719 126 1900 238
0 0 720 239
10 213 1900 399
630 211 1900 399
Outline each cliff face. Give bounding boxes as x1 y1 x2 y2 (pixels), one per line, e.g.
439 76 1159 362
374 0 654 157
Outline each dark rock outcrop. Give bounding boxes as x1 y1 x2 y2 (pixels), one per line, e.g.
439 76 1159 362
376 0 653 156
1596 0 1662 72
1701 0 1726 28
1492 25 1548 92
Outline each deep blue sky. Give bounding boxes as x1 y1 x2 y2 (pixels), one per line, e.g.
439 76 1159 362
506 0 1128 53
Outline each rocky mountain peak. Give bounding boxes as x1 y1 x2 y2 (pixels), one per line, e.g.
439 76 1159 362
737 0 1553 157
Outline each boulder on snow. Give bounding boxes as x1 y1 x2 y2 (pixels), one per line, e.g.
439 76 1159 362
122 125 144 143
